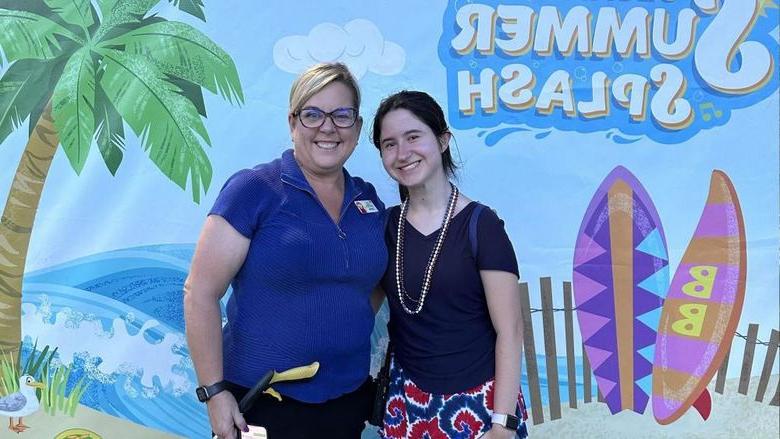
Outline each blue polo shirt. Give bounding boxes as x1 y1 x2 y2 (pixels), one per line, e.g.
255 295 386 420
209 149 387 403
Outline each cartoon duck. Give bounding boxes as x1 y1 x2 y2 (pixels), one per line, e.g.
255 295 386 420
0 375 44 433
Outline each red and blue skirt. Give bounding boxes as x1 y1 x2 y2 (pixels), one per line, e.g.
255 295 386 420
379 357 529 439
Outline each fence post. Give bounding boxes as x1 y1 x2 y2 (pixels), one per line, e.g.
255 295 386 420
715 339 732 394
755 329 779 402
563 281 577 409
519 282 544 425
770 380 780 406
738 323 760 395
540 277 561 420
582 342 592 403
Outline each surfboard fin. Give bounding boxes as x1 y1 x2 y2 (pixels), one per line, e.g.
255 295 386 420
692 388 712 420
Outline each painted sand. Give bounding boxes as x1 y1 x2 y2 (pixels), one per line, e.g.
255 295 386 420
530 376 779 438
16 377 777 438
22 404 180 439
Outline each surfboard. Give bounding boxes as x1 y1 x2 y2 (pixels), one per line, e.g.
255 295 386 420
573 166 669 414
652 170 746 425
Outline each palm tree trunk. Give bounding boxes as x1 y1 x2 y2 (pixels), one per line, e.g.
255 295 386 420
0 101 58 364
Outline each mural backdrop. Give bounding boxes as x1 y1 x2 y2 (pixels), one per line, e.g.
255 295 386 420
0 1 778 438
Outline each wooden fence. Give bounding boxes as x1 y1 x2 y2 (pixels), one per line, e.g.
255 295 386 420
520 277 780 426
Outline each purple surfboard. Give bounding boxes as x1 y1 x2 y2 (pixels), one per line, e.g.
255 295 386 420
573 166 669 414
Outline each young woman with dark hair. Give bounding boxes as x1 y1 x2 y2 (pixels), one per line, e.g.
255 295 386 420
372 90 529 439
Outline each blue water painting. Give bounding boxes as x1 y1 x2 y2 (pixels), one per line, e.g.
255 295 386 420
21 244 587 437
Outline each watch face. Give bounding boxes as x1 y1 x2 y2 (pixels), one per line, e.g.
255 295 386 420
196 387 208 402
505 415 519 430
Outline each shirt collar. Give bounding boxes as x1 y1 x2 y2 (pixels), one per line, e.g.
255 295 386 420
280 148 360 200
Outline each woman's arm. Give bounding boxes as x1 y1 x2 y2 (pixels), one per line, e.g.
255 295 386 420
482 269 524 439
184 215 251 439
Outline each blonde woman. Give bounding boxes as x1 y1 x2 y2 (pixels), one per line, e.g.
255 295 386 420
185 63 387 438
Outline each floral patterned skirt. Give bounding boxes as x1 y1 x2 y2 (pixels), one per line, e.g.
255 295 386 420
379 357 529 439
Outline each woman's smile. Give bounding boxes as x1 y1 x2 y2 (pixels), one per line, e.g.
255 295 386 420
314 140 340 150
397 160 421 171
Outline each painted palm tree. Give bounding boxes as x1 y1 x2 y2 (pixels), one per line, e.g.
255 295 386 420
0 0 243 362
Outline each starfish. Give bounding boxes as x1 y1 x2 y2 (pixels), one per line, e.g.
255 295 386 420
0 375 44 433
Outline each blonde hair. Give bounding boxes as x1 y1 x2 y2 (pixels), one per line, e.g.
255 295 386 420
289 63 361 115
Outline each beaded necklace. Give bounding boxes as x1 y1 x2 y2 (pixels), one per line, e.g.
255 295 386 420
395 182 459 315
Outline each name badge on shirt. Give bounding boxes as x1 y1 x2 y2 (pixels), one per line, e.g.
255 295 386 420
354 200 379 214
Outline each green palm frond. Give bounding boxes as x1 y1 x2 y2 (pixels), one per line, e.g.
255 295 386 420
96 0 118 15
0 1 50 14
168 0 204 21
52 46 97 174
0 8 82 63
43 0 94 31
96 14 164 47
169 76 206 116
0 58 57 145
94 0 159 40
102 20 243 104
28 50 71 136
96 48 211 202
94 84 125 175
0 1 55 19
101 0 158 19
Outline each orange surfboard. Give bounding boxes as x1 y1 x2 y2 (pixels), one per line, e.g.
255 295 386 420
651 171 746 424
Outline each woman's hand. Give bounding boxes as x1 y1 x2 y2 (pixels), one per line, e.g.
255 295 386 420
481 425 516 439
208 391 247 439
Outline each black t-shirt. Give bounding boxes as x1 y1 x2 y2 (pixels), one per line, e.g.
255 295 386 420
381 201 519 394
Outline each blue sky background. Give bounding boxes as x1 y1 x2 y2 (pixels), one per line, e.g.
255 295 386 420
0 1 777 372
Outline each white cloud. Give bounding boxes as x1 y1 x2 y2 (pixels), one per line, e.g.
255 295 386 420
273 19 405 79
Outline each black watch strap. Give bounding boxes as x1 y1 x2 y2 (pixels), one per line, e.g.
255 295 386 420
491 412 520 430
196 380 228 402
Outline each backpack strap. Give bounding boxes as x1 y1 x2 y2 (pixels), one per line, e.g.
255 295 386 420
469 203 486 259
382 206 394 234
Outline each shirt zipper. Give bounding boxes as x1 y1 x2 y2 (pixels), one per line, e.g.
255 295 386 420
282 177 363 269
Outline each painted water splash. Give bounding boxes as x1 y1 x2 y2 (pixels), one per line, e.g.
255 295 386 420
478 125 642 147
478 126 552 146
22 298 190 394
606 129 642 144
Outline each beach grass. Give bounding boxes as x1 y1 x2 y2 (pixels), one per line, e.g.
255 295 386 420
40 360 89 416
1 340 59 394
0 341 88 417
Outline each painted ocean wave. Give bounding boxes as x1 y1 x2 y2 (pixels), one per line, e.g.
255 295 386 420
22 245 208 437
25 244 197 333
22 285 207 437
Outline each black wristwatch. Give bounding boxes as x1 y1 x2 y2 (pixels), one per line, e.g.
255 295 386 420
491 413 519 430
196 380 228 402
